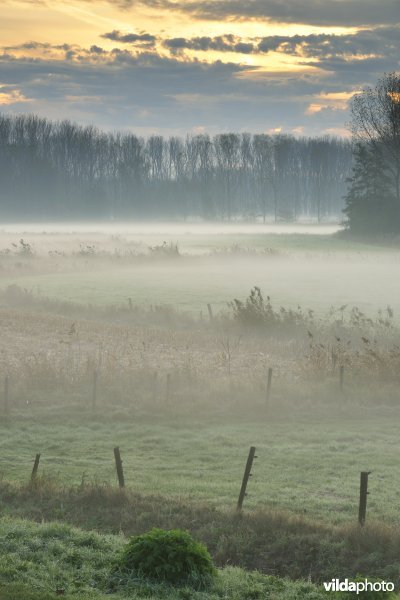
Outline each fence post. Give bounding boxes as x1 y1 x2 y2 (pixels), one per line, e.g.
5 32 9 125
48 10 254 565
340 366 344 392
152 371 158 402
92 370 97 410
31 453 41 480
266 368 273 406
4 376 9 415
207 303 213 321
358 471 371 526
237 446 257 511
166 373 171 403
114 447 125 488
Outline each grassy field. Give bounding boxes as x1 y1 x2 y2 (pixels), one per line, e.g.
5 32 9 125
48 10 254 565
2 407 400 526
0 517 359 600
1 223 400 597
0 224 400 315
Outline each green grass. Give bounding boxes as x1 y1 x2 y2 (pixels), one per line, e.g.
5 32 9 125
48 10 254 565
2 479 400 589
0 516 347 599
2 407 400 527
1 226 400 596
1 231 400 316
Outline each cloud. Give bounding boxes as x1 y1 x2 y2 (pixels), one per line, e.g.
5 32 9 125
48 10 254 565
101 30 157 45
160 26 400 63
163 35 254 54
0 27 398 137
10 0 400 28
0 85 31 105
108 0 400 27
0 50 263 133
256 26 400 61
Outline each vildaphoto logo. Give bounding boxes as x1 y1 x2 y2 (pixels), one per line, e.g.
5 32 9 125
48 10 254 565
323 579 395 594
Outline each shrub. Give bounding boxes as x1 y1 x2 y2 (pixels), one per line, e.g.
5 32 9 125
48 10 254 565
228 286 312 332
116 528 215 586
148 242 180 257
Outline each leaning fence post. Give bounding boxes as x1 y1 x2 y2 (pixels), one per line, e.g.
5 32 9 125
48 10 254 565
266 368 273 406
339 366 344 392
114 447 125 488
237 446 257 511
31 453 41 480
4 375 9 415
358 471 371 526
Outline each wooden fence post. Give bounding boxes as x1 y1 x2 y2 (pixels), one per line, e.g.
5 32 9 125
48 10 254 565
152 371 158 402
166 373 171 403
237 446 257 511
114 447 125 488
207 303 213 321
92 370 97 410
266 368 273 406
31 453 41 480
340 366 344 392
358 471 371 526
4 376 9 415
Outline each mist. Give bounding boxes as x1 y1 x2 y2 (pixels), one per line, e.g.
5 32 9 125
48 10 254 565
1 116 400 600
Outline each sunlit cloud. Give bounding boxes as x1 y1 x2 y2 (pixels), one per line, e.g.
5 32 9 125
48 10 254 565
1 0 399 135
0 85 31 105
305 91 354 115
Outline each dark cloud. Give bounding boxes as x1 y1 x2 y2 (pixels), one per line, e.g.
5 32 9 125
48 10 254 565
0 31 398 136
16 0 400 27
3 41 73 52
257 26 400 60
160 26 400 62
163 35 254 54
107 0 400 27
158 26 400 83
101 30 157 44
0 48 338 135
90 45 105 54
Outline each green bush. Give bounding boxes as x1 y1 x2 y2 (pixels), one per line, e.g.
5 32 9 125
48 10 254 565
116 528 215 586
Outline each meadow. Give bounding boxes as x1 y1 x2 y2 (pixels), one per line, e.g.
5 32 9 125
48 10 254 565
0 222 399 314
1 223 400 599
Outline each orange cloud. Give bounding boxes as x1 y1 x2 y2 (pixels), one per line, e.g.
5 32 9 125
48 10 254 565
0 87 31 105
306 90 354 115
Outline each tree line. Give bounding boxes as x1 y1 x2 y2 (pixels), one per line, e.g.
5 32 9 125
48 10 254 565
0 113 353 221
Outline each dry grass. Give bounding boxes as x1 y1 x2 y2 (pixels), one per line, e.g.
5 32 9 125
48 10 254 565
0 286 399 414
1 477 400 583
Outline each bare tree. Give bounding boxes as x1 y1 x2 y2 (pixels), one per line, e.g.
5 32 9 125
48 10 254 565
0 112 352 221
350 72 400 205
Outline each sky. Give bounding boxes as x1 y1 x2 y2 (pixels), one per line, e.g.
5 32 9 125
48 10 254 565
0 0 399 137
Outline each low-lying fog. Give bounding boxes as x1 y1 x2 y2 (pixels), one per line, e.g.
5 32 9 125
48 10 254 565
0 222 398 319
0 222 342 237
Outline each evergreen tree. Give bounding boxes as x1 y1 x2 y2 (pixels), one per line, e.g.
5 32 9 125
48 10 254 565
345 72 400 234
343 142 398 234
